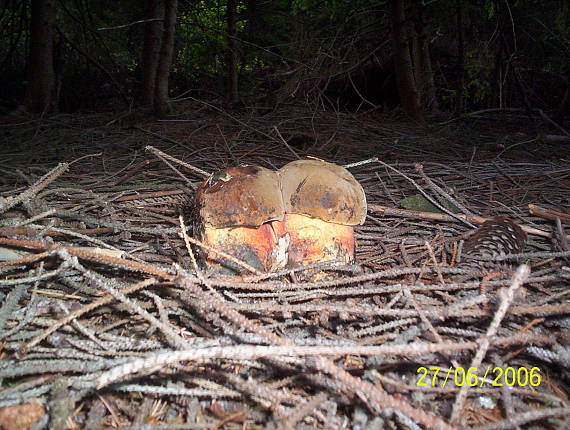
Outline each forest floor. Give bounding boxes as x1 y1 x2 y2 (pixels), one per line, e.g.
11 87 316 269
0 102 569 429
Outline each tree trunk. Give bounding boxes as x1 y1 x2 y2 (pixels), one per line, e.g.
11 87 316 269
421 40 438 111
411 24 423 101
454 0 464 114
24 0 56 114
560 87 570 117
411 7 438 111
389 0 423 121
138 0 164 108
227 0 239 103
493 49 505 109
154 0 177 116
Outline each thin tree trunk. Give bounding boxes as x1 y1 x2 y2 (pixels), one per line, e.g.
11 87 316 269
227 0 239 103
560 87 570 117
154 0 177 116
389 0 423 121
421 41 438 111
559 3 570 113
454 0 464 114
411 18 424 104
24 0 55 114
411 6 438 111
138 0 164 108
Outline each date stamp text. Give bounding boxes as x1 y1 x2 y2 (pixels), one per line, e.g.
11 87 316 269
416 366 541 388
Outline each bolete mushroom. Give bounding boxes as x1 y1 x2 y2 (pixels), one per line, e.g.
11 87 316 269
274 159 367 268
193 165 285 274
192 160 367 276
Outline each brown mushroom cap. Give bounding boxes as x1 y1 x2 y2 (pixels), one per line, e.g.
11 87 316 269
278 159 366 225
195 165 284 228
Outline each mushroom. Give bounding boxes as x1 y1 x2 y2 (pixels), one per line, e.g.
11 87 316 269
274 159 367 269
193 165 285 274
192 160 367 276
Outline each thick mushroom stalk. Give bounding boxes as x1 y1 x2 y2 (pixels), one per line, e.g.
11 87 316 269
272 213 355 267
276 159 367 269
193 165 284 274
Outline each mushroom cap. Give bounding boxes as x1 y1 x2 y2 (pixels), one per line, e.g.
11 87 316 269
278 159 367 225
195 165 284 228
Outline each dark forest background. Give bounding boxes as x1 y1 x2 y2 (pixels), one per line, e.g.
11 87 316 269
1 0 569 122
2 3 570 429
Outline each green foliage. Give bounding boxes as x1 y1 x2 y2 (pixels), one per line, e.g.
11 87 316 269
292 0 380 19
484 0 496 19
463 46 494 105
400 194 460 214
177 1 231 74
1 0 568 111
177 0 294 87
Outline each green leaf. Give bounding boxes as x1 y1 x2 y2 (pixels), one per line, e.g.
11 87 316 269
400 194 460 213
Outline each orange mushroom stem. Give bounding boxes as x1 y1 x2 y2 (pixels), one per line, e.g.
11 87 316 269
272 213 355 267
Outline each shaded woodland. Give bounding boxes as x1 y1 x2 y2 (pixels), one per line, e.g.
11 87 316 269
1 0 570 429
0 0 568 118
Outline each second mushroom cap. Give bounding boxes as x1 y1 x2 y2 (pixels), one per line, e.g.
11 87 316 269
278 159 367 225
275 159 367 273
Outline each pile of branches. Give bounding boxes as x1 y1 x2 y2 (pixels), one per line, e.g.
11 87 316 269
0 109 569 429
